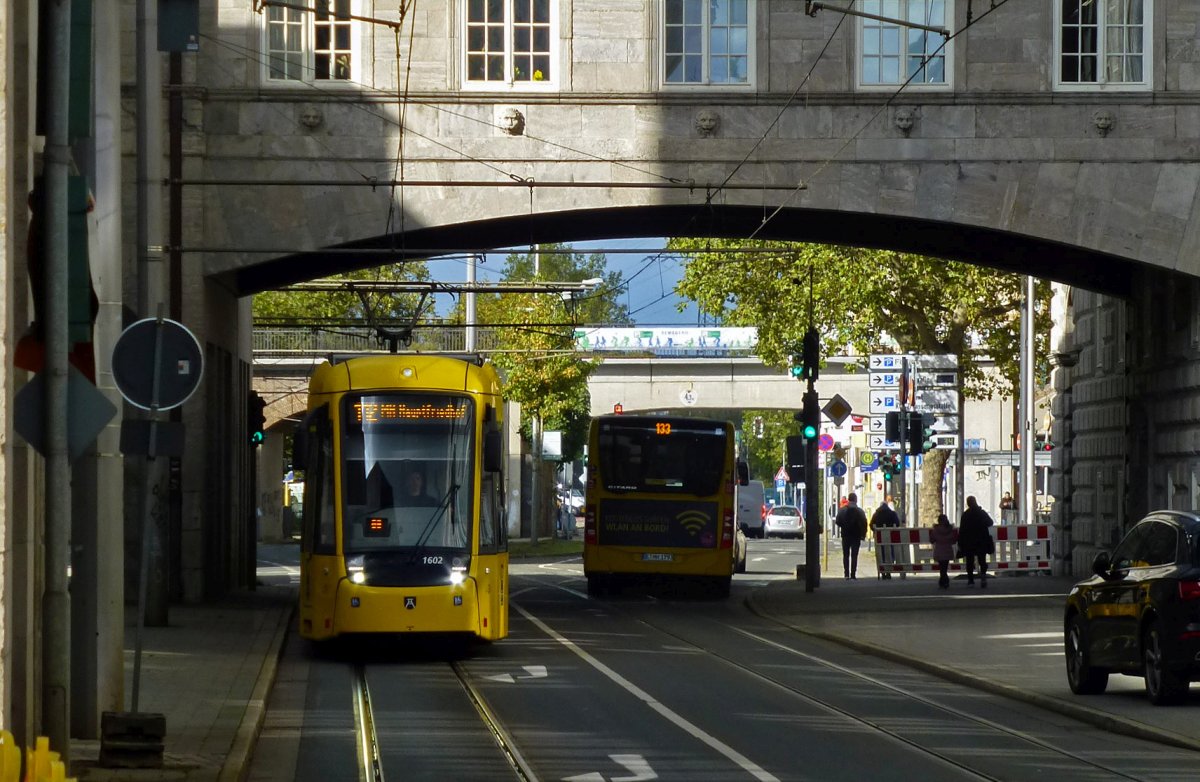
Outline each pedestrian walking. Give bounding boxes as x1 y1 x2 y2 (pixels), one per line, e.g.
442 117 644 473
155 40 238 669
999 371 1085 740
958 495 995 587
870 498 901 580
835 492 868 579
929 513 959 590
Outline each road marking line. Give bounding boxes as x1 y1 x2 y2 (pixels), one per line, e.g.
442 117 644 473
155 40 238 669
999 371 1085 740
513 603 779 782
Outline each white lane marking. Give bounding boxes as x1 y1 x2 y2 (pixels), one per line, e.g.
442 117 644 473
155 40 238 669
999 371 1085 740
981 632 1059 640
513 602 779 782
563 753 658 782
484 665 549 684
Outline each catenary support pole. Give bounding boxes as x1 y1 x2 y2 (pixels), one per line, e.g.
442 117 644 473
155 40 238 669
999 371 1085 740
43 0 73 760
1020 275 1036 523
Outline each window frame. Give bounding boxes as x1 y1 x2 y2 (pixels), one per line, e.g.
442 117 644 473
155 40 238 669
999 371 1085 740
460 0 560 92
855 0 954 92
1054 0 1153 92
659 0 757 90
261 0 361 87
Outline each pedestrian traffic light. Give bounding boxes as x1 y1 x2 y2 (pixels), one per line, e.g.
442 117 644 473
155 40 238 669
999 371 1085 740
880 454 895 480
1035 433 1053 451
798 390 821 441
248 391 266 446
789 354 803 379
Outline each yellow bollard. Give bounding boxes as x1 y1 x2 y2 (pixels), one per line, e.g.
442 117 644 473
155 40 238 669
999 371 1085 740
22 736 75 782
0 730 20 782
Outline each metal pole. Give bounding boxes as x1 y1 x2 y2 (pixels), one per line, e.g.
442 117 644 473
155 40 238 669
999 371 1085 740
1020 275 1036 523
465 254 477 351
531 414 541 544
43 0 73 759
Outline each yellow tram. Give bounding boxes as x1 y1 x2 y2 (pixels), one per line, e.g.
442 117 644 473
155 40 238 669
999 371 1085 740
295 354 509 642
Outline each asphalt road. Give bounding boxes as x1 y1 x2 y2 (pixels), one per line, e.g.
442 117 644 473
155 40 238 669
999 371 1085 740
248 541 1200 781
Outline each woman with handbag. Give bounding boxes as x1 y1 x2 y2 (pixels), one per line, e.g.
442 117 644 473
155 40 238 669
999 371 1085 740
958 495 995 588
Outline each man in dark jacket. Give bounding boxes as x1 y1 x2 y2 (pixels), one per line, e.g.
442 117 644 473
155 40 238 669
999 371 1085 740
870 499 901 579
835 492 869 579
958 495 995 587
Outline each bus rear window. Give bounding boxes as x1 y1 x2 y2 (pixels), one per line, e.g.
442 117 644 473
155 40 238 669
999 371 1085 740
597 421 727 496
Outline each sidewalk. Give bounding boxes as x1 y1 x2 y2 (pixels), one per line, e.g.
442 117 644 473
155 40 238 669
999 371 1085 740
748 539 1200 752
71 585 295 782
69 542 1200 781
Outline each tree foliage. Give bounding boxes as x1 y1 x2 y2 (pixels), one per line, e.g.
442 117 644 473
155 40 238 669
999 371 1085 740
251 263 433 323
460 244 629 461
669 239 1052 518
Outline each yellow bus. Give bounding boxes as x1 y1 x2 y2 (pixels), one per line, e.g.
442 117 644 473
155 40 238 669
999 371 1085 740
295 354 509 642
583 414 748 597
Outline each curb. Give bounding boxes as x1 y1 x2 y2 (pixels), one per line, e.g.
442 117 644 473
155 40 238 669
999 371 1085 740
744 590 1200 754
218 601 295 782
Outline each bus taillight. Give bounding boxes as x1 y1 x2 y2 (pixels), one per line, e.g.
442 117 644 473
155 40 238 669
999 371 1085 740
585 506 597 543
721 507 734 548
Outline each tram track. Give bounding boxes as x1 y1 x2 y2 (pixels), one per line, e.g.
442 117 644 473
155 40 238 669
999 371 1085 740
349 659 537 782
623 606 1156 782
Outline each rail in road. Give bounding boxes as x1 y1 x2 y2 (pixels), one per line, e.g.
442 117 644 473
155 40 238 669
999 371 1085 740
248 542 1195 782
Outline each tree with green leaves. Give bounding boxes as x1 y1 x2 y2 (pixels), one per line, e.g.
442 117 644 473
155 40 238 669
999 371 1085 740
252 263 433 324
454 244 629 462
669 239 1051 520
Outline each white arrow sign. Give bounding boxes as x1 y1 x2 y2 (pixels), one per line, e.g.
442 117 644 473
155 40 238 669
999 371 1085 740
869 434 900 450
484 665 548 684
564 754 658 782
868 372 900 387
868 416 886 433
869 354 915 370
869 390 898 412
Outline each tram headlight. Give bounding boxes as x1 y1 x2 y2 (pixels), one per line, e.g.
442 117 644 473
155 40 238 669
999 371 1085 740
449 568 466 586
346 555 367 585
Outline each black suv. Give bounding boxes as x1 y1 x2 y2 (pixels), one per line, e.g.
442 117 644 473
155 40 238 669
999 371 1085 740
1064 511 1200 705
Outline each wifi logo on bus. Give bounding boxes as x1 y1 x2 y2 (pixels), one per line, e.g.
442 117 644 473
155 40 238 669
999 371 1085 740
676 510 711 536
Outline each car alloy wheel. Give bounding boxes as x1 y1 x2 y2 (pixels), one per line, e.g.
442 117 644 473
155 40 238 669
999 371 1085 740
1143 620 1189 705
1065 613 1108 695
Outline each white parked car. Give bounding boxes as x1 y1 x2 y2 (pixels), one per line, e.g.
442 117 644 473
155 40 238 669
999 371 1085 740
764 505 803 539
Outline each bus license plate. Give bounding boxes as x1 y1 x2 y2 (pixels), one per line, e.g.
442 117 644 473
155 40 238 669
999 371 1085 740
642 553 674 562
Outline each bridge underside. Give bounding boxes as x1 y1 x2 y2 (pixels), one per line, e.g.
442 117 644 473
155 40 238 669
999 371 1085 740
223 204 1139 298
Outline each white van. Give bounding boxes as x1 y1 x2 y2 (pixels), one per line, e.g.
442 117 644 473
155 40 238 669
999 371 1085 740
736 480 766 538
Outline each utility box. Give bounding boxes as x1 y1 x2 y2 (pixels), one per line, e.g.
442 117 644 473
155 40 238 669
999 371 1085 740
99 711 166 768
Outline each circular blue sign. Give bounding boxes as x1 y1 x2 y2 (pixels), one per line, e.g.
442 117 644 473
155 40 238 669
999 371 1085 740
829 460 848 477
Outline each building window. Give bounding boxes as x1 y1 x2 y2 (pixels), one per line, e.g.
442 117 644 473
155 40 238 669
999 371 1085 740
464 0 556 88
1056 0 1150 90
265 0 354 82
663 0 753 86
859 0 949 88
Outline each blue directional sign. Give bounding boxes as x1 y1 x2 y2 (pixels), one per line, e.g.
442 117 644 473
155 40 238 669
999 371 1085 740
829 460 848 477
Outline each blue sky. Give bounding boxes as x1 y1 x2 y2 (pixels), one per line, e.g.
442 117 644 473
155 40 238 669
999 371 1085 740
424 238 702 325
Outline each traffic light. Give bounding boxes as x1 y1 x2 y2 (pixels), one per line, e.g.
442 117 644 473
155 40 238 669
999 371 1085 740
248 391 266 446
789 354 803 379
613 403 623 414
1035 433 1053 451
785 435 806 474
798 390 821 441
885 411 901 442
753 416 764 438
907 412 935 454
801 327 820 381
879 454 896 480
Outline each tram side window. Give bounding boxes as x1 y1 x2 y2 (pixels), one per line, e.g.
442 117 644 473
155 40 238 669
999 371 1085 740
479 472 506 553
300 406 336 556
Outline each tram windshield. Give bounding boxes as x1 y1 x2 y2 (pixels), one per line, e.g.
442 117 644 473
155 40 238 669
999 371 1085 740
597 418 728 497
340 393 475 556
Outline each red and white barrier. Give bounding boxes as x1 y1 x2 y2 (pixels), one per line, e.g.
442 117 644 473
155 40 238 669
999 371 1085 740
874 524 1052 575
